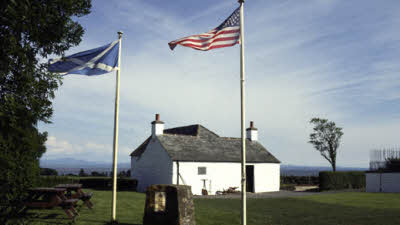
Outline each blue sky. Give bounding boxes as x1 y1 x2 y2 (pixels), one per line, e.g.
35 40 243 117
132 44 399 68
39 0 400 168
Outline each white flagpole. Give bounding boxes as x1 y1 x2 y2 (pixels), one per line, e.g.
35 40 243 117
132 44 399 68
238 1 247 225
111 31 123 222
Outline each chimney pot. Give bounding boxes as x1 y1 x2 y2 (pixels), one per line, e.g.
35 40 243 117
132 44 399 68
250 121 254 128
156 114 160 121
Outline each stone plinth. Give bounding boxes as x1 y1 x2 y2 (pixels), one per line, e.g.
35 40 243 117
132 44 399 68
143 185 195 225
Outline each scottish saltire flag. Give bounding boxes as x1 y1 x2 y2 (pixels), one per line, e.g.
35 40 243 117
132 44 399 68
48 40 119 76
169 7 240 51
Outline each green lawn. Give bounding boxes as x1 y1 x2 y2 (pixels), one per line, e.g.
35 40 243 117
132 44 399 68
18 190 400 225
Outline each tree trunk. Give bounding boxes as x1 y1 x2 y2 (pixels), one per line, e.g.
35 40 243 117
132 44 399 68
332 161 336 172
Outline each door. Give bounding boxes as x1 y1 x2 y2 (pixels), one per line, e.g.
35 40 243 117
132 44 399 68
246 165 254 192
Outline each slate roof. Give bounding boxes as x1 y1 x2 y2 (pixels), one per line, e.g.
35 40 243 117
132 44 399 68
130 124 280 163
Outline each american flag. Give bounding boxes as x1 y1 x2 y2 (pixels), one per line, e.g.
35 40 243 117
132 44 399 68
169 7 240 51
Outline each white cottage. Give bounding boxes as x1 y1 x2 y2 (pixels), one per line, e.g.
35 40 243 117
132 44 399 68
130 114 281 195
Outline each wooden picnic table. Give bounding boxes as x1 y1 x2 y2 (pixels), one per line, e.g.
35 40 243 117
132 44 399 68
25 187 79 219
55 184 93 209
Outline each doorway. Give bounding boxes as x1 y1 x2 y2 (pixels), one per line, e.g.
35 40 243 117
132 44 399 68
246 165 254 192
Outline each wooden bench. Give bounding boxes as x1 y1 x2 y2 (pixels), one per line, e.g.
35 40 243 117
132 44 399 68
80 192 93 209
55 184 94 209
24 188 79 219
60 199 79 219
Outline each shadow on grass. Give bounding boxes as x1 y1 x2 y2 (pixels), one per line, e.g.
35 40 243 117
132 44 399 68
103 222 141 225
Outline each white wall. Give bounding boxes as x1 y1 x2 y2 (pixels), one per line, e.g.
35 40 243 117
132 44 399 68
131 137 173 192
254 163 280 192
172 161 280 195
366 173 400 193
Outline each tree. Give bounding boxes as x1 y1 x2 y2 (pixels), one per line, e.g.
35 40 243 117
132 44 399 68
308 118 343 172
385 158 400 172
0 0 91 220
40 168 58 176
79 168 88 177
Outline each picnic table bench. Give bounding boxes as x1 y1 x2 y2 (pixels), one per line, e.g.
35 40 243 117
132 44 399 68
55 184 94 209
24 188 79 219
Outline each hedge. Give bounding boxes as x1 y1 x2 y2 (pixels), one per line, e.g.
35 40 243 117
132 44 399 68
37 176 79 187
281 176 319 185
37 176 137 191
319 171 365 191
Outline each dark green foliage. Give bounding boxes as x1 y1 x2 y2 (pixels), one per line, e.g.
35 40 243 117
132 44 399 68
281 176 319 185
117 178 137 191
118 169 131 178
37 176 79 187
79 168 88 177
309 118 343 171
78 177 138 191
79 177 111 189
319 171 365 191
0 0 91 221
91 171 107 176
385 157 400 172
38 176 137 191
39 167 58 176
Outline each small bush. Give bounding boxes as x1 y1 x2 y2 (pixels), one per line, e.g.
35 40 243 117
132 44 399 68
319 171 365 191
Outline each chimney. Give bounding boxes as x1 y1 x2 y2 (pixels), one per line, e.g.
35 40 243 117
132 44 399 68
246 121 258 141
151 114 164 137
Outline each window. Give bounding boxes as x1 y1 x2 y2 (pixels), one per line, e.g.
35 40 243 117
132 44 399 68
198 167 206 175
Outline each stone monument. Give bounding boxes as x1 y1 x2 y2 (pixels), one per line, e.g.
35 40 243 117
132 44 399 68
143 184 196 225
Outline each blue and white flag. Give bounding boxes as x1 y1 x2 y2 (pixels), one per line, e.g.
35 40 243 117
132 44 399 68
48 40 119 76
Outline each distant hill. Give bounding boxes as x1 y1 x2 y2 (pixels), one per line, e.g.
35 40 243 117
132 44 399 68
40 157 130 169
40 158 131 175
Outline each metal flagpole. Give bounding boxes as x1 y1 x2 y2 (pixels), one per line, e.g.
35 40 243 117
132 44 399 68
238 1 246 225
111 31 123 222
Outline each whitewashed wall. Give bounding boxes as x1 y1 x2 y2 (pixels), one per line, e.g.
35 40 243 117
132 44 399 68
172 161 280 195
366 173 400 193
254 163 280 192
131 137 173 192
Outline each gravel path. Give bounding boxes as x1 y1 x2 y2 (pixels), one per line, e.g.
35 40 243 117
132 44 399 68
193 189 363 199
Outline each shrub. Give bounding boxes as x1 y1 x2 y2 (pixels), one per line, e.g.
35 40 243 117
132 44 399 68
78 177 111 189
40 168 58 176
117 178 137 191
319 171 365 191
91 171 107 177
37 176 79 187
281 176 319 185
78 177 137 191
36 176 138 191
385 158 400 172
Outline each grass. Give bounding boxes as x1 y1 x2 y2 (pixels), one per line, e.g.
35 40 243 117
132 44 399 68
15 190 400 225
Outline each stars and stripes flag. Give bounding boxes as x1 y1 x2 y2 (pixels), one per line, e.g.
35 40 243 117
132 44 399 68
168 7 240 51
48 40 119 76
